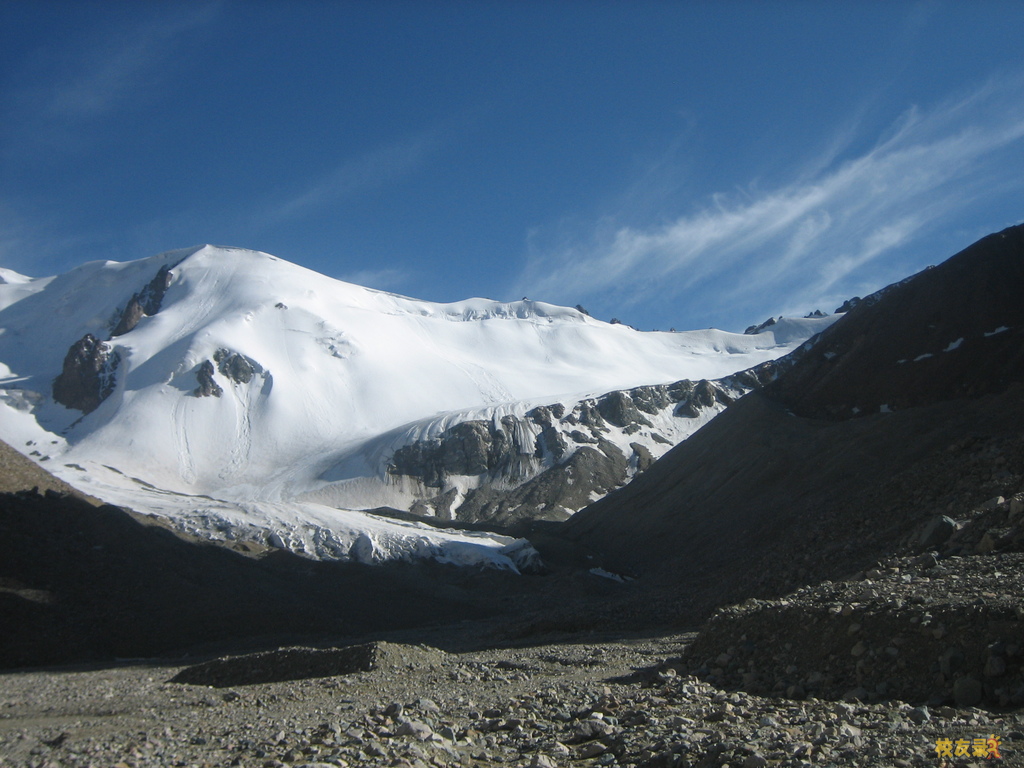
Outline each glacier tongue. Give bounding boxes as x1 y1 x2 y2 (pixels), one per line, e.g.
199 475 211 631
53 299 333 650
0 245 837 567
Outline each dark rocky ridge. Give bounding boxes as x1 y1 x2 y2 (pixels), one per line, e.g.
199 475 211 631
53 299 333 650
764 225 1024 421
110 264 172 337
743 316 779 335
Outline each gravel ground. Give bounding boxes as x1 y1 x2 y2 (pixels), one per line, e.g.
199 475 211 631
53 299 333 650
683 551 1024 709
1 629 1019 768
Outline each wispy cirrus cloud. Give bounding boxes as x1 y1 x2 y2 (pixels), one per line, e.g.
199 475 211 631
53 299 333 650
265 128 444 225
1 4 220 157
517 75 1024 328
47 5 220 121
338 266 410 293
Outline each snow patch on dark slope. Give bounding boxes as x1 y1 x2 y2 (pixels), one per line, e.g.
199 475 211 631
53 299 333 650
763 225 1024 419
0 244 833 566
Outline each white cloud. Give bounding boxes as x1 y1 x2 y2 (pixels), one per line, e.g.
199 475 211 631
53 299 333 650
517 75 1024 325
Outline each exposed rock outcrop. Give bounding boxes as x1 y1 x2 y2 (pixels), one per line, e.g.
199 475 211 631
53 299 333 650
386 360 786 527
111 296 146 338
52 334 120 414
391 419 534 489
214 348 263 384
193 360 223 398
455 440 631 526
111 265 172 337
834 296 862 313
50 264 177 412
597 390 652 430
192 349 265 396
744 316 779 334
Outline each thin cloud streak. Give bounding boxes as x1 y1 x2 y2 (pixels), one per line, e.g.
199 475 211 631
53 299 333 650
45 4 220 121
1 4 220 160
518 76 1024 325
7 5 218 129
266 129 444 225
338 267 410 293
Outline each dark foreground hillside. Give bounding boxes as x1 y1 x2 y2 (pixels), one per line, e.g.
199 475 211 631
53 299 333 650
0 487 532 667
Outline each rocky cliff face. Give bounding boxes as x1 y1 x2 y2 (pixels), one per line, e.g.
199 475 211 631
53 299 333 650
51 334 120 414
384 360 786 526
111 264 172 337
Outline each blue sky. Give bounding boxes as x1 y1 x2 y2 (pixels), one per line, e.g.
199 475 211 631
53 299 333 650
2 1 1024 333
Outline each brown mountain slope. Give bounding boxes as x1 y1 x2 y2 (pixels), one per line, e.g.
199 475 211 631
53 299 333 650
0 438 96 500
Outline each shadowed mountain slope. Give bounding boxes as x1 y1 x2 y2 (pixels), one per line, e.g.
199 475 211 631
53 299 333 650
765 223 1024 419
557 223 1024 614
0 438 96 500
0 482 561 669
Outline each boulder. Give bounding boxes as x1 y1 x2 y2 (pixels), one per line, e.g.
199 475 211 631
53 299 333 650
914 515 957 550
194 360 223 397
214 349 263 384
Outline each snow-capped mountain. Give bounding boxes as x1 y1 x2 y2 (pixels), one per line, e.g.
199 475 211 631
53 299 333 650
0 245 835 565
